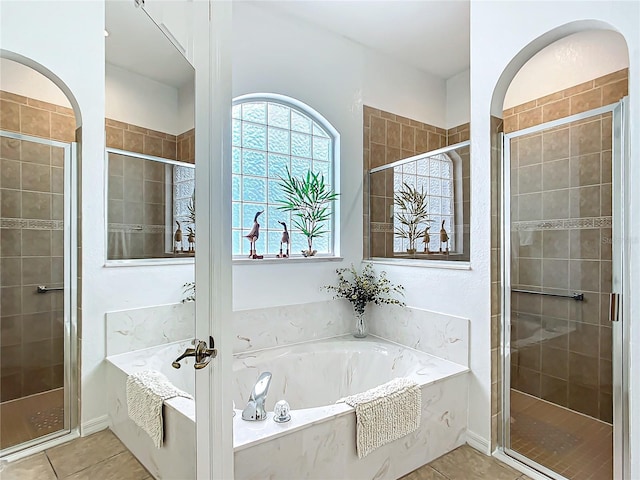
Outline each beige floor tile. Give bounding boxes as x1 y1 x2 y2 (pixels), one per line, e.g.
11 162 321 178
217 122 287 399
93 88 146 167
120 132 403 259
60 451 150 480
46 429 126 478
400 464 447 480
429 445 522 480
0 452 56 480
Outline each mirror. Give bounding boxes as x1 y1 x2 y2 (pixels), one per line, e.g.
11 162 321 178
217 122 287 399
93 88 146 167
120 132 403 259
105 1 195 262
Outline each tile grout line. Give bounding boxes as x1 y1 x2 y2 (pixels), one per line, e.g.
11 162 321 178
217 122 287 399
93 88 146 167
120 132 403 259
43 451 59 479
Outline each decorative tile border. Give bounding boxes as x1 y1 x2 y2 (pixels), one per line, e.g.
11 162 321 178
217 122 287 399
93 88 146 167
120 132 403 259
371 222 393 232
0 218 64 230
513 216 612 231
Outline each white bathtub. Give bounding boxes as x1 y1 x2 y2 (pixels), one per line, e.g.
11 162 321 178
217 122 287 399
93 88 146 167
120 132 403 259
107 336 469 479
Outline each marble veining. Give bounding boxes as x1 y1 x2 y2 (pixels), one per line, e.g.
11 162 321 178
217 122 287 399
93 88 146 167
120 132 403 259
105 302 194 356
369 305 469 367
232 300 353 354
107 336 469 480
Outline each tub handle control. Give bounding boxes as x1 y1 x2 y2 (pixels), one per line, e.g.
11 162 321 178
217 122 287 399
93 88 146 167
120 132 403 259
172 336 217 370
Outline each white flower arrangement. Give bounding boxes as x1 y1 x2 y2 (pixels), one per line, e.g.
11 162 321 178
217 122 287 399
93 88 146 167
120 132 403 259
324 263 405 315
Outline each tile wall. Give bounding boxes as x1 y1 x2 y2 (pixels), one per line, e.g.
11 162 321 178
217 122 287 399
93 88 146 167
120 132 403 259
491 68 628 435
363 105 470 259
0 90 75 401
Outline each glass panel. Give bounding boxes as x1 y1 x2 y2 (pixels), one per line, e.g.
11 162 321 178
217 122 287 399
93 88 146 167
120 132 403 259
242 123 267 150
291 110 311 133
291 157 311 178
0 135 68 449
267 127 289 154
242 177 266 203
232 147 242 174
507 113 614 480
291 132 312 158
242 150 267 177
312 136 330 161
267 103 290 129
313 122 329 138
268 154 289 180
242 102 266 123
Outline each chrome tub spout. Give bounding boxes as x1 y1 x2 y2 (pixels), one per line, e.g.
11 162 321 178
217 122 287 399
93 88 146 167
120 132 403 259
241 371 272 421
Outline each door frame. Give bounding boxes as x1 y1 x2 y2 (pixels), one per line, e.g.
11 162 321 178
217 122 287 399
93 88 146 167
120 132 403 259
498 100 629 479
192 2 234 479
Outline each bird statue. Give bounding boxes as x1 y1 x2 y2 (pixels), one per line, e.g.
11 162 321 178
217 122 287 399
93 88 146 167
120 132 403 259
187 227 195 253
174 221 183 254
245 210 264 259
276 221 290 258
423 225 431 254
439 220 449 254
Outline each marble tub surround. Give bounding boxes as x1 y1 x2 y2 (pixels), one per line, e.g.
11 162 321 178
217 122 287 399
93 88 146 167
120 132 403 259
105 302 194 356
107 335 468 480
234 373 469 480
369 304 470 367
232 299 353 353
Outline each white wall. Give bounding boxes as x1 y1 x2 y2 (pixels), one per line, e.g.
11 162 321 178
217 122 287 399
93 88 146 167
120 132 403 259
504 29 629 109
105 63 183 135
1 1 195 430
446 68 470 129
471 3 640 474
231 2 450 311
0 58 72 107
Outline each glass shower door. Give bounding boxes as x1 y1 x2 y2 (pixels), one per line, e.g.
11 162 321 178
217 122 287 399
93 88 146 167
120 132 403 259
0 131 74 454
503 105 620 479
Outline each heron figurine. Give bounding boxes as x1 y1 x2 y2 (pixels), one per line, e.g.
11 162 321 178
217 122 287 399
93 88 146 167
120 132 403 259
174 221 183 254
245 210 264 259
276 221 290 258
187 227 195 253
439 220 449 254
422 225 431 254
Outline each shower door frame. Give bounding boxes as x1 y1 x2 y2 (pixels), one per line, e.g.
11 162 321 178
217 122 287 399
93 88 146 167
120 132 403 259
498 100 629 480
0 131 79 460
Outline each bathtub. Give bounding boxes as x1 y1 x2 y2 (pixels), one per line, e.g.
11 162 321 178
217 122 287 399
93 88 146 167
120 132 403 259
107 336 469 479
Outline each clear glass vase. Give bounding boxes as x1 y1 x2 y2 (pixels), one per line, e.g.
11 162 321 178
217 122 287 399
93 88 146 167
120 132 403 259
353 309 368 338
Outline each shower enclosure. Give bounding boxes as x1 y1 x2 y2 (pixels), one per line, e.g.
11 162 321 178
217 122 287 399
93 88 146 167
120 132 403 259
501 101 626 479
0 131 77 456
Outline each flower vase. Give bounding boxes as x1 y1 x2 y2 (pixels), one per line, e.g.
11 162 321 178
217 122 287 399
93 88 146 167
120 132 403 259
353 309 368 338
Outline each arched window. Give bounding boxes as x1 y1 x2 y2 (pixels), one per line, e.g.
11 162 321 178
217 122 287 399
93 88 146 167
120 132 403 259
232 94 338 257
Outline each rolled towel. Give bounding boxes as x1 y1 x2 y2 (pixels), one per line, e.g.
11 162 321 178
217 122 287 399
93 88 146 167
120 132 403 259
126 370 192 448
337 377 421 458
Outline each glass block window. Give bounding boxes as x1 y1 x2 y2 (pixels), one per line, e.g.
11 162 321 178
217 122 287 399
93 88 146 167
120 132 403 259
393 153 454 253
232 96 336 257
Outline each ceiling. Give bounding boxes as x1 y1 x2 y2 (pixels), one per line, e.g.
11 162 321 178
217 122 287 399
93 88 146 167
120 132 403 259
265 0 470 79
105 1 193 89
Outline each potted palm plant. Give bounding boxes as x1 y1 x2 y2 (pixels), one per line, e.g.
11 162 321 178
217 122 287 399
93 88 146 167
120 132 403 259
394 182 431 254
277 169 338 257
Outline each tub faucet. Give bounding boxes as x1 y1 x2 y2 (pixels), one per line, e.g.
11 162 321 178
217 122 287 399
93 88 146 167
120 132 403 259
241 371 272 421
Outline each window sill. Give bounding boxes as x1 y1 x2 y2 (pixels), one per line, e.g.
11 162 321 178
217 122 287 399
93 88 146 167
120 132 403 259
365 257 471 270
233 255 343 265
105 257 195 267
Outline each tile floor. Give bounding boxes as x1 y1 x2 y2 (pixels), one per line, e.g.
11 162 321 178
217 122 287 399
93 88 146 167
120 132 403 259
2 429 529 480
0 389 65 450
0 430 151 480
510 390 612 480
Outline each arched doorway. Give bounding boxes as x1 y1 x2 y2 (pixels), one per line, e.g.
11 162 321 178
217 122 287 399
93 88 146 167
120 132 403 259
0 54 80 457
491 27 629 480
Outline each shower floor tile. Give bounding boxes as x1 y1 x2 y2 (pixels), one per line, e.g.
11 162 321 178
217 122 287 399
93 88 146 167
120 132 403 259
0 388 64 450
510 389 613 480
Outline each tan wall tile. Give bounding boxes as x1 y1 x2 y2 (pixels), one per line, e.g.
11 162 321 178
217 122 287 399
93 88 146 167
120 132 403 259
542 98 570 123
602 79 628 104
0 91 28 104
570 87 603 115
0 99 21 132
386 146 401 164
370 143 386 168
513 99 537 113
518 107 542 129
536 91 564 106
401 124 415 151
123 130 144 154
162 139 177 160
105 126 124 149
563 79 595 97
50 112 76 142
370 116 386 144
415 129 428 152
20 105 50 138
143 135 163 157
503 115 517 133
105 118 128 129
379 110 396 121
386 121 401 148
1 136 21 161
26 97 58 113
593 68 628 87
427 131 440 151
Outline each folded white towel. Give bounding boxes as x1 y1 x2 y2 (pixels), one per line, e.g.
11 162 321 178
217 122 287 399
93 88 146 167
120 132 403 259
338 377 421 458
126 370 192 448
